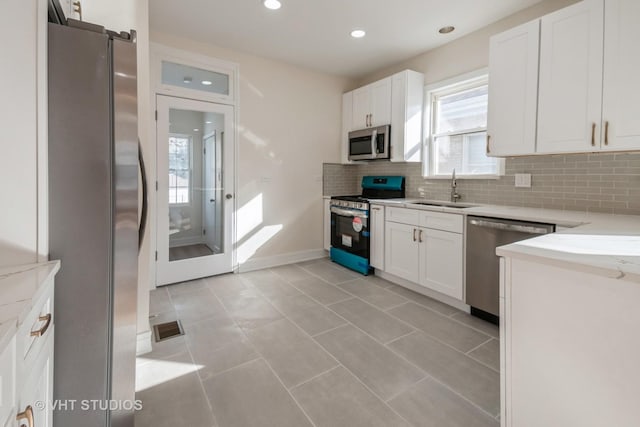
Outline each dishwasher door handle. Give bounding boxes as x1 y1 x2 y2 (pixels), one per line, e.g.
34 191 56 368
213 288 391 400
469 219 551 235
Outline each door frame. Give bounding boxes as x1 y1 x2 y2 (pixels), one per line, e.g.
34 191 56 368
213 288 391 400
149 44 239 289
155 95 236 285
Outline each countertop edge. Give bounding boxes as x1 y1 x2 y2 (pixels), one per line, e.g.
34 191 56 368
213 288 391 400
496 244 640 284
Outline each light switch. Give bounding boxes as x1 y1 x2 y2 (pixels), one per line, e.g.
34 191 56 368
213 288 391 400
515 173 532 188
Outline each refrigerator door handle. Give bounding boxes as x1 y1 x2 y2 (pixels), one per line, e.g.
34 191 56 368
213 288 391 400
138 140 148 251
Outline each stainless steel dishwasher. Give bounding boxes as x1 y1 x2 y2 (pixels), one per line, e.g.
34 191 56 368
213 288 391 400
466 216 555 323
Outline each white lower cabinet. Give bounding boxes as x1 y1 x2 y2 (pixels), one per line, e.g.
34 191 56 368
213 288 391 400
16 330 53 427
0 263 56 427
419 228 463 300
323 198 331 251
369 204 385 270
385 207 464 300
385 221 420 282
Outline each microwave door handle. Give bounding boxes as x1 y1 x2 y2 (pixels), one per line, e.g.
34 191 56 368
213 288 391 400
371 129 378 156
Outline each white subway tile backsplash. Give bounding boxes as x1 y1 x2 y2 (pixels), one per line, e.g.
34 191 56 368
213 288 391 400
323 152 640 215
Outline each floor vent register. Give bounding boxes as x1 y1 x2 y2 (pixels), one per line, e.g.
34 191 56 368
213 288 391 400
153 320 185 342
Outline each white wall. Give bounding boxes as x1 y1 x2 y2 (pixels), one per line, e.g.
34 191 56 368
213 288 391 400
149 31 353 269
0 0 48 268
355 0 579 87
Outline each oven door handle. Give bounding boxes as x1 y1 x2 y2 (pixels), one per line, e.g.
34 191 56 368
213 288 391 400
330 206 369 219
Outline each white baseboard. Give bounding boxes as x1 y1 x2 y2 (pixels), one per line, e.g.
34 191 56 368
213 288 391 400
238 249 327 273
136 330 153 356
377 270 470 313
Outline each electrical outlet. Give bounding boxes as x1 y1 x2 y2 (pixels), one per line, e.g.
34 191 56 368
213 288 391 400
515 173 532 188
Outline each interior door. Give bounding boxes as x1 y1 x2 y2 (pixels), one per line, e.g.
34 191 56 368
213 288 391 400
156 95 235 285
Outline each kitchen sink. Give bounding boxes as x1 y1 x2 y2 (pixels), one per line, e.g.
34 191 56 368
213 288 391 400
409 201 477 209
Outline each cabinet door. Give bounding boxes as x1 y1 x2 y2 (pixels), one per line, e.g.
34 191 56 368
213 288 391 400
487 20 540 156
384 221 420 283
370 78 392 127
323 199 331 251
341 92 354 163
369 205 385 270
352 86 371 130
390 70 424 162
601 0 640 151
419 228 463 300
537 0 604 154
16 330 53 427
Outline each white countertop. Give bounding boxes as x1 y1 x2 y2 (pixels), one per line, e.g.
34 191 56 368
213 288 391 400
364 198 640 283
0 260 60 351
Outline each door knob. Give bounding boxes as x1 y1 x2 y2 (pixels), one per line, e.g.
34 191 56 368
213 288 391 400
209 199 215 202
225 194 233 200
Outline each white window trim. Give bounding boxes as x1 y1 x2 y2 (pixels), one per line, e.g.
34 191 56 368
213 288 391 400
168 133 193 206
422 68 504 179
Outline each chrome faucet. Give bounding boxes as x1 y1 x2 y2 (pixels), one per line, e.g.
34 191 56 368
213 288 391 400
450 169 461 203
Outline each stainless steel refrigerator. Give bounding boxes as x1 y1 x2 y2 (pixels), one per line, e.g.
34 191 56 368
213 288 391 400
48 19 145 427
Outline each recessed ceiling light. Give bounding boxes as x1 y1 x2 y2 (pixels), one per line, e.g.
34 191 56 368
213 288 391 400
193 128 199 132
201 80 212 86
439 26 455 34
350 29 366 38
183 76 192 84
263 0 281 10
205 121 212 124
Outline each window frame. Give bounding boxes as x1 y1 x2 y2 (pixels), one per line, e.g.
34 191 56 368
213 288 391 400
168 133 193 206
422 69 504 179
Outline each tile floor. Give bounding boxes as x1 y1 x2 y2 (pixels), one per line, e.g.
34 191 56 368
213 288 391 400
135 258 500 427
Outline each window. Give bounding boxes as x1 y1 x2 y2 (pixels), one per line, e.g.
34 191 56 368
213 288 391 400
168 135 192 204
424 73 503 178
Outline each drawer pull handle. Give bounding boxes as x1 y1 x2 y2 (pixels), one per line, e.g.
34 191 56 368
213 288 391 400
419 229 423 242
16 405 34 427
591 122 596 146
30 313 52 337
604 121 609 146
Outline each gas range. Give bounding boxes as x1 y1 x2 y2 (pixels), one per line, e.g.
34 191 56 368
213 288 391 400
329 176 405 275
330 195 370 211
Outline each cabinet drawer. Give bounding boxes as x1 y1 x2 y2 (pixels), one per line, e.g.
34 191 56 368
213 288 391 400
0 336 16 427
386 207 420 226
16 279 54 368
419 211 463 233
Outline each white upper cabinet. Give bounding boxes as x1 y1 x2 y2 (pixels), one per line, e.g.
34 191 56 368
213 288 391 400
601 0 640 151
487 20 540 156
342 70 424 163
488 0 640 156
537 0 604 154
351 77 392 130
391 70 424 162
352 86 372 130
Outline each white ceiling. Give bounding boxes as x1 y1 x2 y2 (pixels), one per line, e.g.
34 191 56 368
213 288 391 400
150 0 544 78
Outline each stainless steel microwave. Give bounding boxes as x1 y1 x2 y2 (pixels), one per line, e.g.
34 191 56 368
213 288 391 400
348 125 390 161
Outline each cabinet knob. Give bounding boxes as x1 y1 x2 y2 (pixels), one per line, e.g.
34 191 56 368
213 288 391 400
16 405 34 427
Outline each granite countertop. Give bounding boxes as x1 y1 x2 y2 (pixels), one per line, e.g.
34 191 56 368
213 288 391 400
0 260 60 351
361 198 640 282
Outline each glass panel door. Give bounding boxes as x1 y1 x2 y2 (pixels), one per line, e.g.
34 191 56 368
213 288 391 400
156 95 234 285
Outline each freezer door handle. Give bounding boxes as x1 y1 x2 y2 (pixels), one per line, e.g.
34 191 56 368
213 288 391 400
138 140 148 251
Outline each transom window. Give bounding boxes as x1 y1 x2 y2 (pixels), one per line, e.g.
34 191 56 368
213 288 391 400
424 73 503 178
168 135 192 204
